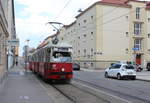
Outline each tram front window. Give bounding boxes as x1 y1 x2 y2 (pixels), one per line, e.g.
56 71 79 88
52 52 71 62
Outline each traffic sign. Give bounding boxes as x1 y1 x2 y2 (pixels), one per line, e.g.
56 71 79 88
132 48 139 51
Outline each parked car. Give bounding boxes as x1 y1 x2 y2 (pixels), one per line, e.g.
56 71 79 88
146 63 150 71
73 63 80 70
105 62 136 80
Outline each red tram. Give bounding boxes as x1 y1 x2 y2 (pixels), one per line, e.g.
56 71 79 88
27 43 73 82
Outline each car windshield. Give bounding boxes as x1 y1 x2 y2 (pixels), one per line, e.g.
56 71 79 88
125 65 135 69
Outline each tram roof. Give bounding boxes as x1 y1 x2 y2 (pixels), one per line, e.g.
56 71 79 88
46 42 72 48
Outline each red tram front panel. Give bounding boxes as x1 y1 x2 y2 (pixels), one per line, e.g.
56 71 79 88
42 62 73 80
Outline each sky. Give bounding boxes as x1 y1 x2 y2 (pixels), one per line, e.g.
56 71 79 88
14 0 99 56
14 0 150 56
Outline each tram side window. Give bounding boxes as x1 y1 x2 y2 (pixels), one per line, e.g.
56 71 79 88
46 48 51 62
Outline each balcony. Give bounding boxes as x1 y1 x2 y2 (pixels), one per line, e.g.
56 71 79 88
132 34 144 39
132 48 144 54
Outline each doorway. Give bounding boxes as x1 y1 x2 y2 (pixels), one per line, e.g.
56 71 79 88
136 54 141 65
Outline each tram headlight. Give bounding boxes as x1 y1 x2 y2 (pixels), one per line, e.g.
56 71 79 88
61 68 65 72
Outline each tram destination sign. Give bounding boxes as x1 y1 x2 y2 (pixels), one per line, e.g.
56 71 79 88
58 47 68 51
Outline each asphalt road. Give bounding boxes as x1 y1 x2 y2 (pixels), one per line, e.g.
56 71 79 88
73 71 150 103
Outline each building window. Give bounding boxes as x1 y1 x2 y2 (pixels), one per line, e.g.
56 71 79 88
148 34 150 38
126 32 129 37
91 63 93 67
91 48 93 57
148 18 150 22
91 48 93 52
91 32 93 35
134 22 142 35
136 7 140 19
84 63 86 67
83 34 86 37
134 39 142 50
91 16 93 19
78 36 80 39
83 20 87 23
78 50 80 56
84 49 86 57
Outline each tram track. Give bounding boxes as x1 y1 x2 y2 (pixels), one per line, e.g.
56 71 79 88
51 84 77 103
73 78 150 103
51 83 110 103
35 75 110 103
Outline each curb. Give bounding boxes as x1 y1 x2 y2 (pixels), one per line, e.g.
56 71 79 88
81 68 105 72
136 78 150 82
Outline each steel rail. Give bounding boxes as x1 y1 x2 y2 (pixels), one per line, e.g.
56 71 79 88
73 78 150 103
52 83 110 103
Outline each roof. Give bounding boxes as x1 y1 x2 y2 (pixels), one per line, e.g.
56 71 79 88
47 42 72 48
76 0 150 18
100 0 129 6
76 0 131 18
64 21 76 29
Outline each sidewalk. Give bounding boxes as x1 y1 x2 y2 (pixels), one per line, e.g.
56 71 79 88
0 64 54 103
136 69 150 82
81 68 150 82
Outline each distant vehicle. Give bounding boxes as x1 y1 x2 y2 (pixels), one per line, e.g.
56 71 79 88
73 63 80 70
146 63 150 71
105 62 136 80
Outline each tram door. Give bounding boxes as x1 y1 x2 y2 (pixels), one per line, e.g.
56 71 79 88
136 54 141 65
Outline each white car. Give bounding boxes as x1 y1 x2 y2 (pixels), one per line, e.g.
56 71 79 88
105 62 136 80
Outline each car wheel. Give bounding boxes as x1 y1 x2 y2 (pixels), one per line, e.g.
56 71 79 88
105 72 108 78
131 76 136 80
117 74 121 80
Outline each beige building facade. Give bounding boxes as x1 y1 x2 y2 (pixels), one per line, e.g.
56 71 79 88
0 0 9 83
0 0 16 84
57 0 150 69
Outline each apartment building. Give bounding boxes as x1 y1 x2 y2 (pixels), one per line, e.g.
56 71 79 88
58 0 150 69
0 0 17 84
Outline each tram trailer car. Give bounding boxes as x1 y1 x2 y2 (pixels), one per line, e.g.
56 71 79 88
29 43 73 81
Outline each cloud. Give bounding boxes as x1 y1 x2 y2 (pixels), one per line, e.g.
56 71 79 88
14 0 99 55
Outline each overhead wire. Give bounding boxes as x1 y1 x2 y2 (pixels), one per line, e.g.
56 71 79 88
53 0 72 21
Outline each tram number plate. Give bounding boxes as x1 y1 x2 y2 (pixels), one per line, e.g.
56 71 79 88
60 75 65 79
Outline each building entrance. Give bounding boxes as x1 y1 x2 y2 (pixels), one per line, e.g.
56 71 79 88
136 54 141 65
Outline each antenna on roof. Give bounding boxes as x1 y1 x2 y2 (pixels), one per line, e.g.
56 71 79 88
78 8 83 12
